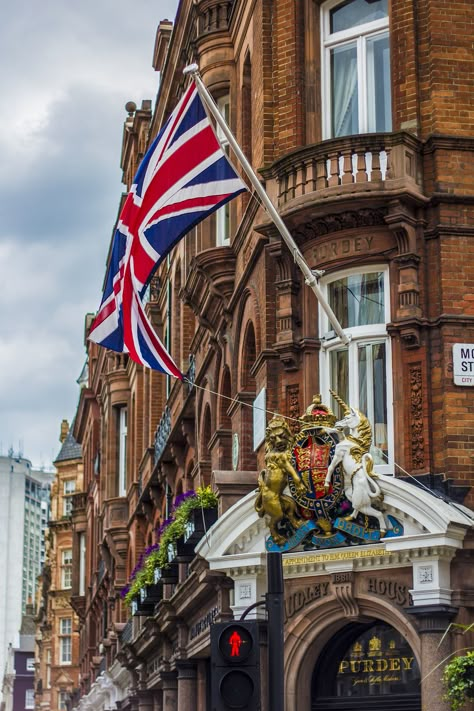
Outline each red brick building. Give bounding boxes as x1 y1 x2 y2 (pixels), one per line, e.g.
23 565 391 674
35 423 82 711
69 1 474 710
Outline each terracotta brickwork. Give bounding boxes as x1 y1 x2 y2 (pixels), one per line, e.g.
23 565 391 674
68 1 473 710
35 423 82 711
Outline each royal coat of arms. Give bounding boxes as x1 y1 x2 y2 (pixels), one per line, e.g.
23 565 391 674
255 393 402 552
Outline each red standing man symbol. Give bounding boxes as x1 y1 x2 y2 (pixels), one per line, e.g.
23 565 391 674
229 630 243 657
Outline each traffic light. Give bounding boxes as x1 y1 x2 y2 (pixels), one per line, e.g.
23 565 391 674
210 621 261 710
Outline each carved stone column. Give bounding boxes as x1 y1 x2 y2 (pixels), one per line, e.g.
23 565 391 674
176 662 197 711
137 690 155 711
406 605 458 711
161 671 177 711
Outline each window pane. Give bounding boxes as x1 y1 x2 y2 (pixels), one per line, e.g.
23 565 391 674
329 272 384 328
330 349 349 418
367 32 391 132
63 480 75 495
331 43 358 137
330 0 388 34
60 618 72 634
358 342 387 463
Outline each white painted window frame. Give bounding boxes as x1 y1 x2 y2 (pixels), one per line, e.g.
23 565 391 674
118 406 128 497
79 532 86 596
321 0 390 139
215 94 231 246
59 618 72 665
319 265 394 474
61 548 73 589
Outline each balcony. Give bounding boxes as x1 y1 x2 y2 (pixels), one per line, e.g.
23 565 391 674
103 498 129 532
154 406 171 464
258 132 425 234
71 492 87 515
196 0 234 37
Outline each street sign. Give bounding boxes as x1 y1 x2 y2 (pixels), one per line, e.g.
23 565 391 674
453 344 474 386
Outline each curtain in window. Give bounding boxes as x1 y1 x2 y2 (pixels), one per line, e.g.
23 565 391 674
331 43 358 137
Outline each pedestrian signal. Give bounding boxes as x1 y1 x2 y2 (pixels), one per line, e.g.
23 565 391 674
210 621 261 710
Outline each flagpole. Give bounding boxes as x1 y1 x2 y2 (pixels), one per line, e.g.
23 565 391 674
184 64 350 346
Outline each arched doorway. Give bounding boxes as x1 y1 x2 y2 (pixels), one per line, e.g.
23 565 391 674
311 621 421 711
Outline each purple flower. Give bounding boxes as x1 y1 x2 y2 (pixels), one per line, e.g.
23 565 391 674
120 584 130 599
130 552 145 581
156 517 173 538
173 490 196 510
144 542 160 556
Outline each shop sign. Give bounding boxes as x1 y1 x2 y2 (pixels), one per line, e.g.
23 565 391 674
284 582 330 621
190 606 219 640
453 344 474 386
335 625 420 695
367 577 412 607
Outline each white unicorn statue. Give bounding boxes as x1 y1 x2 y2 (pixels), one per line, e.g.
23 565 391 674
324 391 388 536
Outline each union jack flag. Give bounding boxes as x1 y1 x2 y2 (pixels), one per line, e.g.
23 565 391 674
89 82 247 377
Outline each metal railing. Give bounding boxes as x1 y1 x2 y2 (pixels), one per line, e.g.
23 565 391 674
120 618 133 645
154 406 171 464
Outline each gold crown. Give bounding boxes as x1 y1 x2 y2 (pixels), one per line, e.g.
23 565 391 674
368 636 382 654
300 395 337 428
389 640 396 650
353 641 363 654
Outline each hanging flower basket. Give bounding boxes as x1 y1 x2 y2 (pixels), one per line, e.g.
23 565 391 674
139 583 163 605
123 486 218 610
154 563 179 585
183 507 218 545
130 595 155 617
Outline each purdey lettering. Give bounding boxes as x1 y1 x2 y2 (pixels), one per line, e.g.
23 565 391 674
312 235 375 266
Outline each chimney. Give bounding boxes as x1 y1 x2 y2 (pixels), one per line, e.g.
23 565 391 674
60 420 69 443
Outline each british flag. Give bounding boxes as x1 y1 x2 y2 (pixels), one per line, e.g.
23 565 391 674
89 82 247 377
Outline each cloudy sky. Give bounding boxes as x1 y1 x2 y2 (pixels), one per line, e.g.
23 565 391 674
0 0 179 469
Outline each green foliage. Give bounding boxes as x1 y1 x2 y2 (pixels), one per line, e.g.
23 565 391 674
443 651 474 711
124 486 217 607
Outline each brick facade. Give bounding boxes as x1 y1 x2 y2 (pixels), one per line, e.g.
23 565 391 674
68 1 473 710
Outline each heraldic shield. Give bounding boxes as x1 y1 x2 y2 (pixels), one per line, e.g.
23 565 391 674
255 393 403 552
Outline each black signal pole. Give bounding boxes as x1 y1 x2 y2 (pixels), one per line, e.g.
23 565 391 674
267 552 284 711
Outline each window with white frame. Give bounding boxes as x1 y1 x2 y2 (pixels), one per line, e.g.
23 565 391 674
63 479 75 516
118 406 127 497
319 266 393 473
59 618 72 664
322 0 391 138
46 648 51 688
25 689 34 709
215 94 231 246
61 549 72 589
58 690 68 711
79 532 86 596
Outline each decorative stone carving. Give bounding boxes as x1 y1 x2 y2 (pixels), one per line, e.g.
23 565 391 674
331 571 359 618
286 385 300 434
409 364 425 469
294 207 387 242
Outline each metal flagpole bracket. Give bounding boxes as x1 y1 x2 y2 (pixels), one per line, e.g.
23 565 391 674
304 268 325 284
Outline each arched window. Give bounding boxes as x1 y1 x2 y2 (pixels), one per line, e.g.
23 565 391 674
321 0 391 138
319 266 393 472
220 368 232 428
201 404 212 462
241 322 257 391
312 621 420 710
215 94 231 246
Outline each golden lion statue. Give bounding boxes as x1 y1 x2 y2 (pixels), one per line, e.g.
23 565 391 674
255 416 307 545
